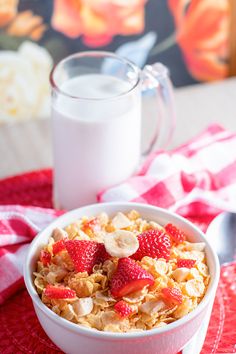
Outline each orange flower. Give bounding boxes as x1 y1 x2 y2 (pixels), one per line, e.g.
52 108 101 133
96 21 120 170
168 0 229 81
7 10 46 40
51 0 147 47
0 0 18 27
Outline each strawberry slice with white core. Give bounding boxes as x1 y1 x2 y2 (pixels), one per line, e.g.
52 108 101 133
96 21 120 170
110 257 154 298
165 223 186 244
40 250 51 266
161 287 183 306
114 300 133 318
44 285 76 299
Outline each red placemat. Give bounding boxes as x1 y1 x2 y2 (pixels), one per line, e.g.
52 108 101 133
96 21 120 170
0 169 53 208
0 170 235 354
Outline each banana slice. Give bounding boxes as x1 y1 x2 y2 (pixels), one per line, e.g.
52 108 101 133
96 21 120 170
172 268 190 282
104 230 139 258
140 300 166 315
73 297 93 317
52 227 68 241
112 212 132 229
185 242 206 251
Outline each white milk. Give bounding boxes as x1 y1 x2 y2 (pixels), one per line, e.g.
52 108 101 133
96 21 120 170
52 74 141 209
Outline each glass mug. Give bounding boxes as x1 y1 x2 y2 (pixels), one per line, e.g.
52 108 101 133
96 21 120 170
50 51 175 210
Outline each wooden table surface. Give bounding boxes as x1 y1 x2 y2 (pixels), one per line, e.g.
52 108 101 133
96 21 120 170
1 78 236 180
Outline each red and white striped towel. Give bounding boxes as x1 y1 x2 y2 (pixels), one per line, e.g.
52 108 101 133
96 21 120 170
0 206 63 304
99 124 236 225
1 124 236 305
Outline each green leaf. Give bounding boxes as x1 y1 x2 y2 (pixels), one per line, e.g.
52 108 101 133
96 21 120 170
0 31 29 50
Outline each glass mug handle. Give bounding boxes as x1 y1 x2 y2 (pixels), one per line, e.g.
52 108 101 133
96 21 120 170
141 63 176 155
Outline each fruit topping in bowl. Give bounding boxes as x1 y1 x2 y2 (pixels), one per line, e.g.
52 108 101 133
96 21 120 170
34 210 210 332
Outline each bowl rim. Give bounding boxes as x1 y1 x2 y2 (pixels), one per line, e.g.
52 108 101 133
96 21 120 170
24 202 220 339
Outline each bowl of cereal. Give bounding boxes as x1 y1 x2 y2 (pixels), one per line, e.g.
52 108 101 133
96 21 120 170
24 202 220 354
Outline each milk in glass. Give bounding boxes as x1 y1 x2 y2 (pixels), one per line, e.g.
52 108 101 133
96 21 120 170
52 74 141 209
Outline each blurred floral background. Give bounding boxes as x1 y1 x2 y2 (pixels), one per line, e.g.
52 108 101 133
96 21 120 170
0 0 230 122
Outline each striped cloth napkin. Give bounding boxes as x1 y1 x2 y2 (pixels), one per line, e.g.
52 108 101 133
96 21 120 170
99 124 236 229
1 124 236 305
0 206 62 304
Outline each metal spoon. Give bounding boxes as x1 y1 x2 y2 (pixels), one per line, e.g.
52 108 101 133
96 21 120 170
182 212 236 354
206 212 236 265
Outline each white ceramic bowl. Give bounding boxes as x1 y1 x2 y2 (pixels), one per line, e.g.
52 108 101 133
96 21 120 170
24 202 220 354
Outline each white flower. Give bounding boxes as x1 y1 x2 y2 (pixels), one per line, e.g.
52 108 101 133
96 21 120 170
0 41 53 121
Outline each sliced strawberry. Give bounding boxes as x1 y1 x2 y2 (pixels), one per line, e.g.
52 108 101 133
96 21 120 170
96 243 111 264
39 250 51 266
177 259 196 268
161 287 183 306
52 239 66 255
131 229 171 261
114 300 133 318
44 285 76 299
110 257 154 298
82 217 101 235
165 223 186 244
65 240 110 274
